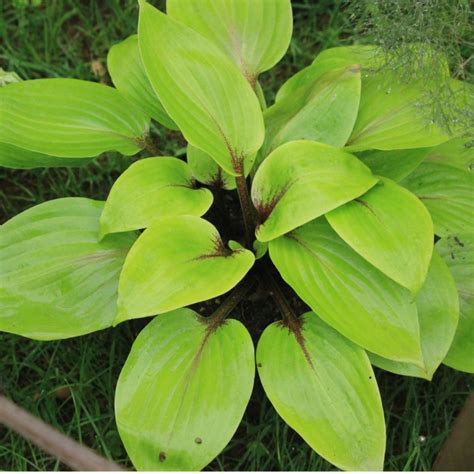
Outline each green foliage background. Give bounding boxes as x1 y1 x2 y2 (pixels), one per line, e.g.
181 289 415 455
0 0 472 470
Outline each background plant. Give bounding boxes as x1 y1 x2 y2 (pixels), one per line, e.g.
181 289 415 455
0 0 472 472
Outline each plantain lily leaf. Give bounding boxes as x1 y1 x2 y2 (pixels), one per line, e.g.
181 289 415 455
369 251 459 380
0 198 136 340
117 216 254 323
269 219 422 363
0 79 149 158
401 162 474 237
100 157 213 237
437 233 474 373
327 178 434 294
345 72 449 152
107 35 178 130
138 1 264 175
0 142 92 169
275 44 379 103
116 308 255 471
425 137 474 172
257 313 385 471
261 65 361 158
166 0 292 87
356 148 429 182
251 141 377 242
187 144 236 190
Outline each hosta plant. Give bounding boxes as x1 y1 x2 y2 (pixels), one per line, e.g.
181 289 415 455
1 0 473 471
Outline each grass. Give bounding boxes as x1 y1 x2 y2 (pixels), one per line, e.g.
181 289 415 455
0 0 472 471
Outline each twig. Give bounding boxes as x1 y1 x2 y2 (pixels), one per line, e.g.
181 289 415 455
0 395 126 471
207 277 255 329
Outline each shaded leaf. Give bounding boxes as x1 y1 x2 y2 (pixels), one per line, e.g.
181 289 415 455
0 198 136 340
0 78 149 157
251 141 377 242
0 142 92 169
167 0 292 86
187 144 236 190
117 216 254 323
425 137 474 172
327 178 434 293
401 162 474 237
138 1 264 175
116 308 255 470
100 157 213 237
437 233 474 373
369 251 459 379
107 35 178 130
257 313 385 470
356 148 429 182
276 44 380 103
345 72 449 152
269 219 422 363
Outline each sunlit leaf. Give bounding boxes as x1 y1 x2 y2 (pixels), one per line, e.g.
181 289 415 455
251 141 377 242
116 308 255 470
0 78 149 157
269 219 422 363
327 178 434 294
261 66 361 158
0 142 92 169
356 148 429 182
138 1 264 175
100 157 213 237
0 198 136 340
257 313 385 470
437 233 474 373
401 162 474 237
187 144 236 190
107 34 178 129
369 251 459 379
167 0 292 87
117 216 254 323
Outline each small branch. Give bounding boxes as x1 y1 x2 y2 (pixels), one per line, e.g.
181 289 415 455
141 134 162 156
207 277 255 329
0 395 126 471
261 265 300 331
235 174 256 247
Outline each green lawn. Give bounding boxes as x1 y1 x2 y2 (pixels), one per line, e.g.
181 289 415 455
0 0 472 470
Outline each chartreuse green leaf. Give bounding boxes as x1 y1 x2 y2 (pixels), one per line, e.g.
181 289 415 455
269 219 422 363
275 44 379 103
107 35 177 130
356 148 429 182
327 178 433 294
167 0 292 87
0 142 92 169
138 1 264 175
251 141 377 242
100 157 213 237
117 216 254 323
0 79 149 157
437 234 474 373
116 308 255 471
345 72 449 152
401 162 474 237
0 198 136 340
261 65 361 157
187 144 236 190
369 251 459 380
425 137 474 172
257 314 385 470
